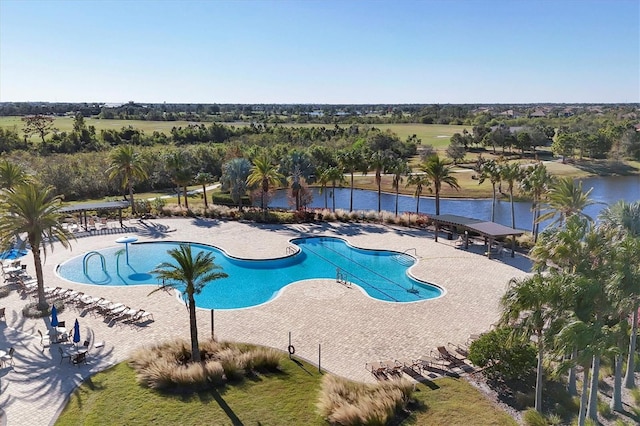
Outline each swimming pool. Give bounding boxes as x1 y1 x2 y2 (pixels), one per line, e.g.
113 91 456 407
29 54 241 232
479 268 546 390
56 237 442 309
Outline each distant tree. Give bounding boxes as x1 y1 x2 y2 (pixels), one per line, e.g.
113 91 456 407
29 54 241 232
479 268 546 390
325 165 345 212
166 151 192 208
420 155 460 215
445 135 466 164
194 171 213 209
406 173 431 214
247 154 284 218
220 158 251 210
0 160 30 190
389 157 409 216
22 115 56 145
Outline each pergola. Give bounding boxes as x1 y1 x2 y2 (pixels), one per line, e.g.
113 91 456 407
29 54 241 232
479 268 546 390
430 214 524 258
60 201 130 230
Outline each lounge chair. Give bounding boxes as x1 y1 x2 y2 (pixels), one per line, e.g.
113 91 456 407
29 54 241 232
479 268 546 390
381 360 404 377
72 351 87 365
415 355 452 373
448 342 469 358
133 309 154 323
38 330 51 350
58 346 72 364
365 361 388 379
394 358 422 374
1 347 15 367
435 346 466 365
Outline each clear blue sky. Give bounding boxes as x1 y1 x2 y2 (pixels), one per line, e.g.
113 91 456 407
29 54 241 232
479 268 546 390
1 0 638 104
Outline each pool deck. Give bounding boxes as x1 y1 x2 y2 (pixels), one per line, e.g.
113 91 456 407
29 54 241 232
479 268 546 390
0 218 532 425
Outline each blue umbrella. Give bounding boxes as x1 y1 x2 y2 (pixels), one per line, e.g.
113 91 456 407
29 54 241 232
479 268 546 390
51 305 59 327
73 319 81 346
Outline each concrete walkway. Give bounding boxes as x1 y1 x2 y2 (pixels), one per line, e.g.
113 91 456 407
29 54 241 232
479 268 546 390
0 218 531 425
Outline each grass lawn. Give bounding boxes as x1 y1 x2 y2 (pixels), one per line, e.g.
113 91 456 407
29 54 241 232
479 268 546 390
56 358 516 426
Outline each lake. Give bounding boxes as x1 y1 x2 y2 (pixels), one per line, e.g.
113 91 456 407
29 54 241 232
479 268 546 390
269 175 639 231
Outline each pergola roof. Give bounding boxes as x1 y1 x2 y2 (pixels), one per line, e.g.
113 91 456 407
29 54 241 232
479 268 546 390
430 214 524 238
60 201 130 213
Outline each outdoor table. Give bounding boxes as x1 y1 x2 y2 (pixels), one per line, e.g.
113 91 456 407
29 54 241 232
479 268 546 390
53 327 67 343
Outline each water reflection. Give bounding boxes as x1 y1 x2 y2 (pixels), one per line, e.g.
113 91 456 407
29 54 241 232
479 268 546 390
269 175 639 231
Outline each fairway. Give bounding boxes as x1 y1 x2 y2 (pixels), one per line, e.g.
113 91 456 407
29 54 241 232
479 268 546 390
0 116 467 146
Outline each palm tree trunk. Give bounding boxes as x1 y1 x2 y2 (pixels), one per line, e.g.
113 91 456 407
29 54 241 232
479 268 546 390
189 295 200 362
491 183 496 222
177 186 182 207
535 333 544 412
435 187 440 215
587 354 600 421
128 179 136 214
349 172 354 212
183 185 189 209
611 353 623 411
376 173 381 213
332 183 336 212
32 245 48 311
395 188 399 217
578 365 590 426
568 348 578 396
625 305 638 389
202 184 208 209
416 191 421 215
323 187 328 209
509 190 515 229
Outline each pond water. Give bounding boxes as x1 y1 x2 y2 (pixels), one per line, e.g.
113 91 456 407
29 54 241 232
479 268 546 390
269 175 639 231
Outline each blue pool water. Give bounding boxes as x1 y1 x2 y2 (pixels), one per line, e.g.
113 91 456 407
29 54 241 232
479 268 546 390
56 237 442 309
0 248 28 260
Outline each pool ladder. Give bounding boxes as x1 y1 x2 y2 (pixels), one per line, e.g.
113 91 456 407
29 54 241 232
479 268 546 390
336 268 352 288
286 246 297 255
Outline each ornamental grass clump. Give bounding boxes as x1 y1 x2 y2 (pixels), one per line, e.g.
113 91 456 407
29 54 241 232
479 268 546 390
129 338 283 391
317 374 414 425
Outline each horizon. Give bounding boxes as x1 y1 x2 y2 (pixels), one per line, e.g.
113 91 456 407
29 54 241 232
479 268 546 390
1 0 638 104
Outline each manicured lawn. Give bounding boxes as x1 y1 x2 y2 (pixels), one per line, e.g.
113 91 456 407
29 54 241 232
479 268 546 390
56 359 516 425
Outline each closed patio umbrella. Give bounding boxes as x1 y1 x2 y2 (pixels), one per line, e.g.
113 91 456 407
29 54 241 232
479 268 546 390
73 319 80 346
51 305 59 327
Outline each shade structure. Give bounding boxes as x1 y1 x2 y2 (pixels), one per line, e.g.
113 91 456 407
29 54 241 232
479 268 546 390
73 319 81 345
51 305 59 327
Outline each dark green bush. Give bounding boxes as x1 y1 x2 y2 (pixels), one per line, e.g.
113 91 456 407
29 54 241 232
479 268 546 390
468 327 536 381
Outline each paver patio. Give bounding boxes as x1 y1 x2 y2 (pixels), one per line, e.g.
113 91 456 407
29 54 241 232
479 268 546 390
0 218 531 425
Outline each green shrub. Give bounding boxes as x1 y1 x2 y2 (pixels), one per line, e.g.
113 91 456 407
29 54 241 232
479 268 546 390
597 397 613 418
631 387 640 406
522 408 546 426
468 327 536 381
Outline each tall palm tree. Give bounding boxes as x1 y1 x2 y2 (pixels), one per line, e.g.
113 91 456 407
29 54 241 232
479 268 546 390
500 273 564 413
500 162 522 229
315 166 330 209
389 157 409 217
220 158 251 210
406 173 431 215
152 244 227 362
0 182 72 310
420 155 460 216
106 145 148 214
520 162 553 242
477 159 502 222
325 166 345 212
538 177 597 227
247 154 284 219
0 160 30 190
599 201 640 389
194 171 213 209
337 149 363 212
368 151 388 213
166 152 192 209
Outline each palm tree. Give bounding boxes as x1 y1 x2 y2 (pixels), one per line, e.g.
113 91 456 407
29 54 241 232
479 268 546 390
420 155 460 216
220 158 252 210
406 173 431 215
538 177 597 227
247 154 284 219
520 162 553 242
106 145 148 214
166 152 192 209
324 166 345 212
368 151 388 213
500 273 564 413
194 171 213 210
0 182 72 310
500 162 522 229
337 149 363 212
0 160 30 190
477 159 502 222
151 243 228 362
599 201 640 389
389 157 409 217
315 166 330 209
